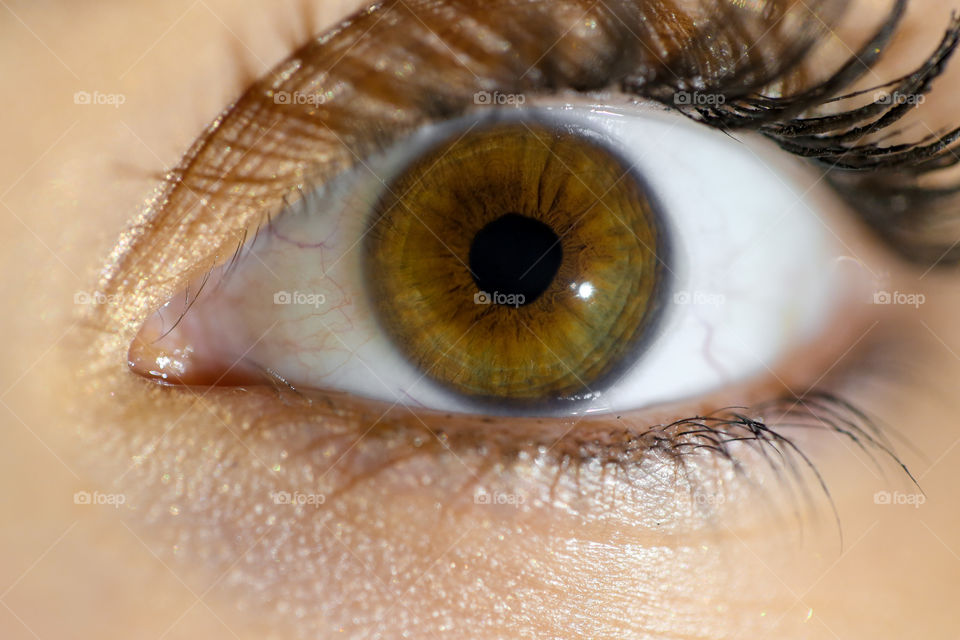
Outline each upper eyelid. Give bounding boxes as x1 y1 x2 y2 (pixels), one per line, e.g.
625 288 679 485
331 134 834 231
95 0 845 335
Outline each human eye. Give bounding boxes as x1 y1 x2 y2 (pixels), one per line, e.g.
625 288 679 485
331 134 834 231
75 0 960 637
128 105 854 417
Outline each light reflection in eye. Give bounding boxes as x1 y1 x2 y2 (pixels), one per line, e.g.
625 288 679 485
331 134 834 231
128 105 858 416
576 282 595 299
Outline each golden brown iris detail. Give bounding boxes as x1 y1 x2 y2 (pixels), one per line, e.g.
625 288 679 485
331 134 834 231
365 120 667 405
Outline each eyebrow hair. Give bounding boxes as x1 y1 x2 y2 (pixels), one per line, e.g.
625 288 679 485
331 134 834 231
100 0 955 321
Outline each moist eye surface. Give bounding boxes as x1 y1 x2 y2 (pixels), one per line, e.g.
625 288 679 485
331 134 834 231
128 104 852 417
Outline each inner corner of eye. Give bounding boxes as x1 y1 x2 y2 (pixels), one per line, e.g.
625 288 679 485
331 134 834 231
129 108 852 416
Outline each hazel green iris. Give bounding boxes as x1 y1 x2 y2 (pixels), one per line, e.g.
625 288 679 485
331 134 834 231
365 120 667 406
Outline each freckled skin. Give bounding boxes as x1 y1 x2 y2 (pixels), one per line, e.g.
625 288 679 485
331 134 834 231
2 1 960 639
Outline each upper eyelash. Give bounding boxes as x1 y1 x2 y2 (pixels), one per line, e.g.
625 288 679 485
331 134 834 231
102 0 952 322
659 0 913 131
649 0 960 265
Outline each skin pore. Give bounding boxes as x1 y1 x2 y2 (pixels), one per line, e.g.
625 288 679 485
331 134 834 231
2 0 960 638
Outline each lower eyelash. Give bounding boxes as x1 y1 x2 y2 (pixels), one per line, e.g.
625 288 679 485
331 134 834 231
253 373 915 537
534 391 910 529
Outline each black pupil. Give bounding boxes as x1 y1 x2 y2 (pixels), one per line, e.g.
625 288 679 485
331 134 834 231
469 213 563 306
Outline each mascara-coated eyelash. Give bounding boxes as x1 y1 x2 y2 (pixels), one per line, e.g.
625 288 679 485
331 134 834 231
653 1 960 265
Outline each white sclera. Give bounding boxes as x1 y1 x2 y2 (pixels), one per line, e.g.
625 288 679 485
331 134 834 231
177 104 847 415
566 104 843 414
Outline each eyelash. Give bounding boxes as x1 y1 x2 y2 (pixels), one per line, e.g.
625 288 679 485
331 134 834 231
260 372 912 532
644 1 960 265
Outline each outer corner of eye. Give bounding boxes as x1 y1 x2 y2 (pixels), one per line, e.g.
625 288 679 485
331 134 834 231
128 104 871 417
